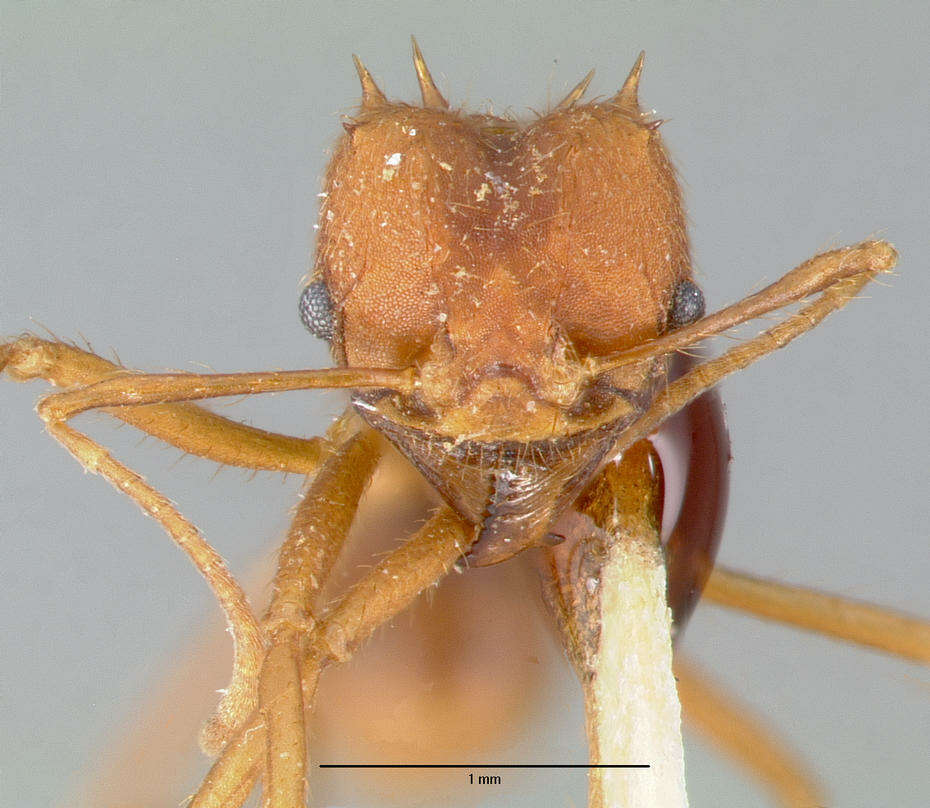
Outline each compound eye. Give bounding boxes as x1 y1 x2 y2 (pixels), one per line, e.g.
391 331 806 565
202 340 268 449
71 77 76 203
299 279 335 342
669 279 705 328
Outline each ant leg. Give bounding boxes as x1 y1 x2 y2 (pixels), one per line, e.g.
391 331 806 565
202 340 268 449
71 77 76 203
38 417 265 762
190 713 265 808
191 507 472 808
310 506 473 664
675 656 825 808
258 643 307 808
257 429 383 803
703 566 930 663
2 335 331 474
263 430 384 638
31 357 387 755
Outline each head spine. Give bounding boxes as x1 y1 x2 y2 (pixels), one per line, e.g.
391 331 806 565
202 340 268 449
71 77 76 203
555 69 595 111
411 36 449 108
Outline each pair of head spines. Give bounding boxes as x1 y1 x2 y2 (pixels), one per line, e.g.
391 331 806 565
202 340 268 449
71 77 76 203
353 37 446 111
353 37 646 118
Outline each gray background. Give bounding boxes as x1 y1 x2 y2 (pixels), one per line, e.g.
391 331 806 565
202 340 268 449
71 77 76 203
2 2 928 806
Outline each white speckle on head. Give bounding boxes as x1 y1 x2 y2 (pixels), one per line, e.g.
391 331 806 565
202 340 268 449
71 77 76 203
437 312 448 323
586 577 599 594
439 161 453 171
385 152 402 166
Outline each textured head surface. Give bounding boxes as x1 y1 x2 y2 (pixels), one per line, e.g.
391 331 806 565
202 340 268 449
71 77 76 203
313 58 691 441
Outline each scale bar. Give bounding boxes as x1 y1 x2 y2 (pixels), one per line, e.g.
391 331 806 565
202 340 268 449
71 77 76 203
319 764 649 769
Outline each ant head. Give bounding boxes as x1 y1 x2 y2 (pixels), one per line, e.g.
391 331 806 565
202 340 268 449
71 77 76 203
306 42 701 443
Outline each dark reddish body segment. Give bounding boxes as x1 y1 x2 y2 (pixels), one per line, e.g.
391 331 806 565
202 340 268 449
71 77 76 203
657 388 730 629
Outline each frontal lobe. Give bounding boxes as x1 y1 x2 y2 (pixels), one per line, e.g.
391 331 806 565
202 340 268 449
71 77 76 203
315 105 496 368
518 103 691 356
